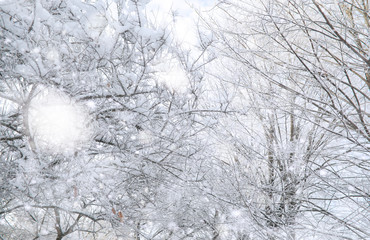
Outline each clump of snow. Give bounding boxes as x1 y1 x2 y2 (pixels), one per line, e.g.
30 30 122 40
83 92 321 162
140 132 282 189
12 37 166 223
130 135 137 140
24 204 31 211
40 229 49 236
347 185 355 191
319 169 327 176
86 100 96 110
137 130 153 145
167 222 179 231
28 87 92 155
46 48 60 64
155 59 189 92
230 209 243 218
88 13 107 32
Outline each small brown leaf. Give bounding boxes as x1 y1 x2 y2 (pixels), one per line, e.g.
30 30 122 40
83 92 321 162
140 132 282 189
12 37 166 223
118 211 123 222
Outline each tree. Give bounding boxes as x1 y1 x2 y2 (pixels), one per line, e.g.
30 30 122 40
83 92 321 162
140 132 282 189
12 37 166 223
201 0 369 239
0 0 212 239
2 0 368 239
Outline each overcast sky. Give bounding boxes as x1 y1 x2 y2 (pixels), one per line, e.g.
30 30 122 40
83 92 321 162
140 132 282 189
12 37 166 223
148 0 215 47
144 0 216 92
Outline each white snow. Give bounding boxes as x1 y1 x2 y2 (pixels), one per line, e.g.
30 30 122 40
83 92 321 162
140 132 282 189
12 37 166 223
319 169 327 176
86 100 97 110
40 229 49 235
24 204 31 211
137 130 153 144
46 48 59 61
28 87 92 155
230 209 243 218
156 59 189 92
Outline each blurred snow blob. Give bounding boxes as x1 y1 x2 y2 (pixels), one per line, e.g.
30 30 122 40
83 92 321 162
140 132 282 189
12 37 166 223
46 48 60 65
28 88 92 155
156 59 189 92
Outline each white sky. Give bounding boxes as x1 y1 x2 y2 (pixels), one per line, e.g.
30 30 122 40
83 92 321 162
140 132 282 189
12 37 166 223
148 0 215 46
147 0 215 92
